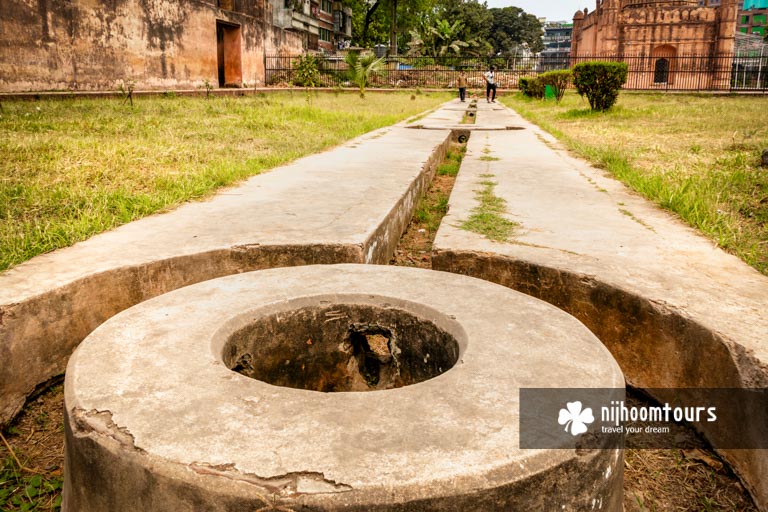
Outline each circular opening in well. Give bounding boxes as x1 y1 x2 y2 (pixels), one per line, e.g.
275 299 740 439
222 303 459 392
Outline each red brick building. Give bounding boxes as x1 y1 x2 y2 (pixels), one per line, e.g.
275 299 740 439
571 0 739 88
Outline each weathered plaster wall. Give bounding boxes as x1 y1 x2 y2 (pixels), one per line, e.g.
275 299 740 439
0 0 302 92
570 0 737 89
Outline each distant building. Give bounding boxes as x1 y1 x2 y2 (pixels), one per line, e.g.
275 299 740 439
271 0 334 51
540 21 573 69
332 1 353 49
542 21 573 57
739 0 768 37
571 0 739 89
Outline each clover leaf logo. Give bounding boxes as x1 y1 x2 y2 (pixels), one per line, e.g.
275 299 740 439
558 401 594 436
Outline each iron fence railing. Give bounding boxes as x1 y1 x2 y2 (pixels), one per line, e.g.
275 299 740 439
265 53 768 92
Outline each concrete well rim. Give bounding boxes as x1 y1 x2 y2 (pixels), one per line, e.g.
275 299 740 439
64 264 625 510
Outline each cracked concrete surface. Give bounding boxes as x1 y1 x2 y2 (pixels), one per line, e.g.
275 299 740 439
71 409 142 452
187 465 354 495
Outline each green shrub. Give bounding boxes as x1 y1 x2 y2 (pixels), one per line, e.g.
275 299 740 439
539 69 572 103
572 61 628 111
528 78 545 99
518 77 534 95
292 54 320 87
519 76 545 99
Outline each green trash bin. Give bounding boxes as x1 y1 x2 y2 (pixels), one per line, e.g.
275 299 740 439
544 85 557 100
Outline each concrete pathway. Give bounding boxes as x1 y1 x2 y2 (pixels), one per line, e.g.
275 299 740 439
432 100 768 508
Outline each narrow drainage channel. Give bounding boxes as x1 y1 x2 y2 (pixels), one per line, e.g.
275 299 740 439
389 132 758 512
390 132 467 269
461 99 477 125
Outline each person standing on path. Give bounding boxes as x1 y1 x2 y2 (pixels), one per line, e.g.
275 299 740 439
484 65 497 103
457 70 468 102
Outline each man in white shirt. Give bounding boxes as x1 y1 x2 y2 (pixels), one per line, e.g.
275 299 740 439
484 65 497 103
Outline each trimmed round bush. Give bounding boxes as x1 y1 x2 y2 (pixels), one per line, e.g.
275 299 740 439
572 61 628 111
519 76 545 99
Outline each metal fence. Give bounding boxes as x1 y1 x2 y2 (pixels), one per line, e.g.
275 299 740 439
265 53 768 92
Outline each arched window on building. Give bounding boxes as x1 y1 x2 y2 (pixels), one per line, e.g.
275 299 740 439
651 45 677 86
654 58 670 83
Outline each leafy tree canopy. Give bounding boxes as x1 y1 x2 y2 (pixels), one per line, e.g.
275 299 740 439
489 6 543 55
340 0 542 57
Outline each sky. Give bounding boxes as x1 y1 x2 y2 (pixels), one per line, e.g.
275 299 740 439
484 0 591 22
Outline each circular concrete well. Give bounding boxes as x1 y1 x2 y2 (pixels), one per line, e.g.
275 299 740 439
63 264 624 511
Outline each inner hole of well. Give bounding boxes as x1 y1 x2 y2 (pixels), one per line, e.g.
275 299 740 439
222 303 459 392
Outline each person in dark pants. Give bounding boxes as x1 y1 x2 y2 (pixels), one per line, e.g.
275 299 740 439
484 65 497 103
457 70 468 102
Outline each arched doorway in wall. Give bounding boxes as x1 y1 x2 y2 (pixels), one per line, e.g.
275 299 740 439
652 44 677 85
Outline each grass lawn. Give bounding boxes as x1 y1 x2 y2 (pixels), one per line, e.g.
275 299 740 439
0 91 450 272
504 92 768 276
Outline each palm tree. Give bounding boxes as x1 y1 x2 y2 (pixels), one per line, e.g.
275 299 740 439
407 18 474 58
345 52 386 98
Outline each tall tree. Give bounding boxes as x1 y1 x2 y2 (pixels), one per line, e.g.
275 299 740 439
407 18 471 57
390 0 398 54
342 0 387 47
488 6 543 55
362 0 386 46
437 0 492 56
342 0 541 55
344 0 435 50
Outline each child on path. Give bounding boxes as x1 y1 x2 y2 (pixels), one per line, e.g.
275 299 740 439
457 70 468 102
